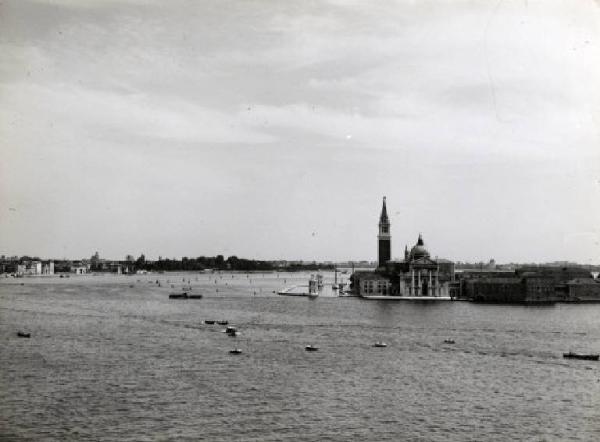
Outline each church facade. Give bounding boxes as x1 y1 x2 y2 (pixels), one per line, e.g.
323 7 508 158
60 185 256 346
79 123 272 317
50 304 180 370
352 197 455 298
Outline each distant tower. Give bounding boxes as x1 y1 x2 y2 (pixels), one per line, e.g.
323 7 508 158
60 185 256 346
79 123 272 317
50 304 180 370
378 196 391 267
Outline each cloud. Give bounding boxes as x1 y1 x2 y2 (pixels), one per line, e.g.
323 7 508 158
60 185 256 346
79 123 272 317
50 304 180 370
1 82 276 148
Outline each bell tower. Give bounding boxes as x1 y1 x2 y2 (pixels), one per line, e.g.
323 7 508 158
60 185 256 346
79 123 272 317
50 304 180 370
378 196 391 268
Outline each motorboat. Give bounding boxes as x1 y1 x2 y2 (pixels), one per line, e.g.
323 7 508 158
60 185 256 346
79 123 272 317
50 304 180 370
217 320 228 325
17 331 31 338
563 352 599 361
229 349 243 355
373 342 387 348
225 326 238 336
204 320 215 325
169 292 188 299
444 339 456 344
305 345 319 351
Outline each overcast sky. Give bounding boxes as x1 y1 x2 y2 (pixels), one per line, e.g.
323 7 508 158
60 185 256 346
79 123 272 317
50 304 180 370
1 0 599 263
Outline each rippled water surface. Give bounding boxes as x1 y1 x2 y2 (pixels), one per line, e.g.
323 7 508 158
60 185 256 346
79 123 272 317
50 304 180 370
1 272 599 441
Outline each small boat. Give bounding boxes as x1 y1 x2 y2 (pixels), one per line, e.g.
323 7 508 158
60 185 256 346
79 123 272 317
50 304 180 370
204 320 215 325
444 339 456 344
563 352 599 361
17 332 31 338
217 320 228 325
373 342 387 348
225 326 238 336
169 292 188 299
229 349 243 355
305 345 319 351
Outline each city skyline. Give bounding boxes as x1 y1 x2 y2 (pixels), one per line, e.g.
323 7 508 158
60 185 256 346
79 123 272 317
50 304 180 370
1 1 599 263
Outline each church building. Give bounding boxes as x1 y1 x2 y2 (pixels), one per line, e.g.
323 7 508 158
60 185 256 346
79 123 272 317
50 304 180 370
351 197 455 298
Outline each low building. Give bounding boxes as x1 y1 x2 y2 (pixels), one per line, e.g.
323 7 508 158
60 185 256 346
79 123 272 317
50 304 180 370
353 271 391 296
41 261 54 275
16 260 43 276
464 277 524 302
71 265 88 275
567 279 600 302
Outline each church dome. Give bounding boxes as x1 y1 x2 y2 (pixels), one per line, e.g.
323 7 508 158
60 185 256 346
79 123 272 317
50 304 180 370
409 234 430 260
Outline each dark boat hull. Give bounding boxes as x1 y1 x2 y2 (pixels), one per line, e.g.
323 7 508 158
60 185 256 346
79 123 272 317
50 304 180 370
563 353 599 361
169 293 202 299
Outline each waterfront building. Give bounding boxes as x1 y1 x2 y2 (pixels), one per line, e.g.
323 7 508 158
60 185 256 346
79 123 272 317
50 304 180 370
41 261 54 275
462 266 600 303
353 271 392 296
351 197 455 298
567 278 600 302
70 262 88 274
16 260 43 276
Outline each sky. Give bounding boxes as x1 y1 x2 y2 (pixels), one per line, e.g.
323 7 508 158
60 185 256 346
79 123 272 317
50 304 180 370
1 0 599 263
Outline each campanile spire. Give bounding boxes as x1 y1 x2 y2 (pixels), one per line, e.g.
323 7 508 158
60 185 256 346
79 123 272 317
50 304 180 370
378 196 391 267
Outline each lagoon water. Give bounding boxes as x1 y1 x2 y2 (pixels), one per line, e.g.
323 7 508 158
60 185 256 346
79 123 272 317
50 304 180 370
1 271 599 441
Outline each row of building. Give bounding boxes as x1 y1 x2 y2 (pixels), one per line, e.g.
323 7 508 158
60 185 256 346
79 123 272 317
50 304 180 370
350 197 600 303
460 266 600 303
0 256 131 276
3 260 56 276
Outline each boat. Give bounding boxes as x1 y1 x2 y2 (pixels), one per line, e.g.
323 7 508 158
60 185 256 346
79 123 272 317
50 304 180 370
373 342 387 348
225 326 238 336
444 339 455 344
277 286 309 296
17 331 31 338
204 320 215 325
229 349 243 355
305 345 319 351
563 352 599 361
217 320 228 325
169 292 188 299
187 294 203 299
